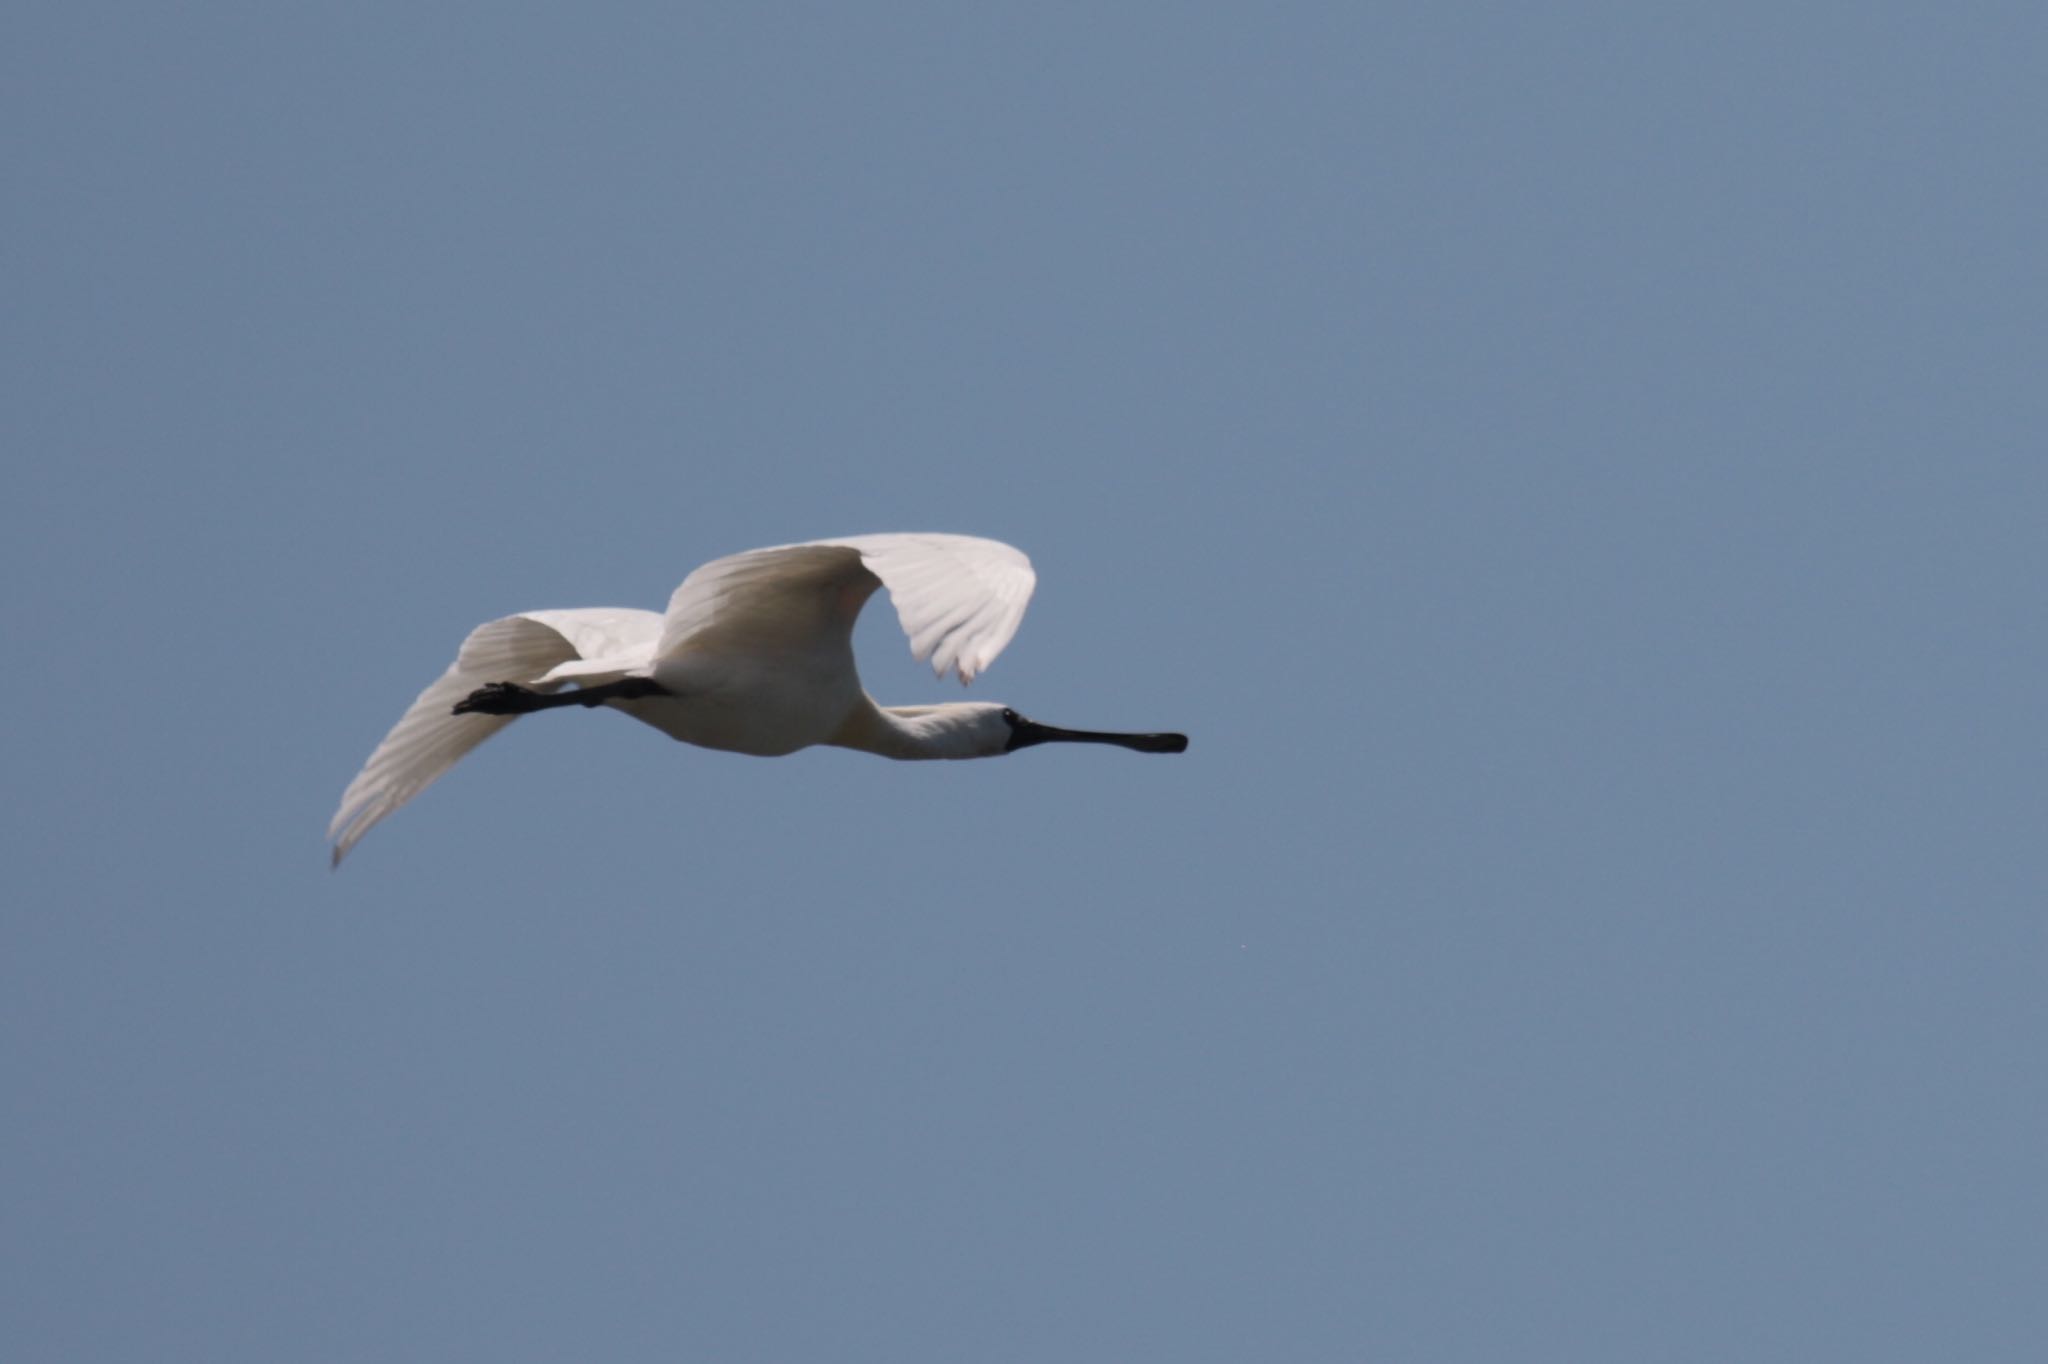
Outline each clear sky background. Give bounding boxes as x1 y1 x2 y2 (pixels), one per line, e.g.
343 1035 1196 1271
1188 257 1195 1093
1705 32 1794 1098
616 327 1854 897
6 4 2045 1360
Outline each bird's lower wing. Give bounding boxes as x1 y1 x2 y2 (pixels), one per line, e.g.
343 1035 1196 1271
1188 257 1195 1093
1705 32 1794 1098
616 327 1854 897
328 608 662 865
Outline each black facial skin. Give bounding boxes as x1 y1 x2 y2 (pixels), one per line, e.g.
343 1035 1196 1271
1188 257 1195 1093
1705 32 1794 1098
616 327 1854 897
1001 707 1189 755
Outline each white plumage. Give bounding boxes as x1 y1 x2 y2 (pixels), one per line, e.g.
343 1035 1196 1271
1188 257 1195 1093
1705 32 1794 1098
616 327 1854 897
329 533 1184 865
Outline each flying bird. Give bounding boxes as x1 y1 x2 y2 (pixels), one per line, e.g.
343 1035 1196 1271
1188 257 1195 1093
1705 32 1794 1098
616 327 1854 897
329 533 1188 864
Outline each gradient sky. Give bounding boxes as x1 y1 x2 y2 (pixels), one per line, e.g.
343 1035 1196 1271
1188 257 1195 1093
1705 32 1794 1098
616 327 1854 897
7 4 2046 1360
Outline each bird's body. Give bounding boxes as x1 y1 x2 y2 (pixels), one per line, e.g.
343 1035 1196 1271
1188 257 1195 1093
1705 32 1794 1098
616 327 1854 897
329 533 1186 864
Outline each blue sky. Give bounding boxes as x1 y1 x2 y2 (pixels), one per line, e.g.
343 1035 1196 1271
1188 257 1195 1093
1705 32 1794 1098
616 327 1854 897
7 4 2045 1360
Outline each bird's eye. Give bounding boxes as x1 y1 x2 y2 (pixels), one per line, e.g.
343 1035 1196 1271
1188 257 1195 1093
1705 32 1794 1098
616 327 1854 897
1000 708 1020 723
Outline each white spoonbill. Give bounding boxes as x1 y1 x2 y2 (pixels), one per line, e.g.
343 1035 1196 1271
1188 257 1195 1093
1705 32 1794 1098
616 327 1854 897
329 533 1188 864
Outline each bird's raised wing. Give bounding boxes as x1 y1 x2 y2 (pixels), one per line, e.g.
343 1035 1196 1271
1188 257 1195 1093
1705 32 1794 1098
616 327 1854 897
656 533 1036 684
328 607 663 865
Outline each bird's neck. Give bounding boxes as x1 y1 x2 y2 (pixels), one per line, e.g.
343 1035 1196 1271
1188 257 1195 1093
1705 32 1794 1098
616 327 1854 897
828 699 998 760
